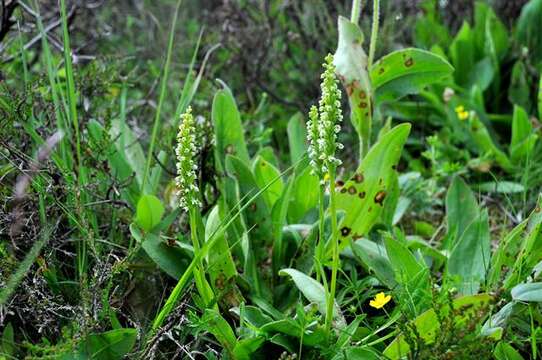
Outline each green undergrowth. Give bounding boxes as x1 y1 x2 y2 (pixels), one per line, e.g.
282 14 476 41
1 0 542 359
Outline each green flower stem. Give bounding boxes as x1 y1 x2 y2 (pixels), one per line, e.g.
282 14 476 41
351 0 362 25
325 168 340 337
315 186 326 282
189 209 213 305
368 0 380 67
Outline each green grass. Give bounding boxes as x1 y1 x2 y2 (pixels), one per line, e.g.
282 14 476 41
1 0 542 359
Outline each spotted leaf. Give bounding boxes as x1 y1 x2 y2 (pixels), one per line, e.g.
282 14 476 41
336 123 411 248
370 48 454 104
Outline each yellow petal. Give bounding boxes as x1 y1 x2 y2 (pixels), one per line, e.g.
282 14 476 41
454 105 464 113
459 111 469 120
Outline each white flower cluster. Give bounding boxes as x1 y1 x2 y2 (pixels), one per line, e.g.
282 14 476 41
307 54 344 182
175 106 202 211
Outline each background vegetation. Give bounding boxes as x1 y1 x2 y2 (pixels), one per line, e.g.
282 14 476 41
1 0 542 359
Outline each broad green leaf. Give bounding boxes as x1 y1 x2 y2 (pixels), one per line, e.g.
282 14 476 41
352 239 396 288
231 305 273 328
135 194 164 232
331 347 381 360
509 60 532 111
477 2 508 63
205 206 239 305
272 178 294 275
539 77 542 120
201 309 237 355
505 194 542 288
468 114 512 171
225 155 272 245
287 112 307 165
450 22 475 86
79 328 137 360
110 116 148 193
0 323 14 357
494 342 524 360
252 156 283 208
233 337 265 360
380 101 436 122
384 235 425 286
476 181 526 194
370 48 454 103
511 282 542 302
212 84 249 173
488 220 528 288
384 233 431 313
336 123 410 247
447 210 491 295
466 58 494 91
445 176 479 249
481 302 516 339
279 268 346 328
333 16 372 153
413 1 451 49
255 146 279 169
130 224 190 279
516 0 542 66
260 319 327 346
288 165 319 223
383 294 493 359
510 105 537 162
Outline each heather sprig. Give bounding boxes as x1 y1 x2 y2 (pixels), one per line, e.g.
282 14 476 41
175 106 202 212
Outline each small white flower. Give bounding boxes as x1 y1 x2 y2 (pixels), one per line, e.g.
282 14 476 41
175 106 201 212
306 54 343 183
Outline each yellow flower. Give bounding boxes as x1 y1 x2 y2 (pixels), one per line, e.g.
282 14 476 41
369 292 391 309
454 105 465 113
454 105 470 121
458 111 469 121
324 173 330 182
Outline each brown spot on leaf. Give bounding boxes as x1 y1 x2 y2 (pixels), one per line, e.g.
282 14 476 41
353 173 364 183
340 227 351 237
359 102 368 109
404 57 414 67
346 83 354 96
341 188 347 194
250 203 257 211
368 206 373 212
359 191 366 199
348 186 357 195
374 191 387 206
359 91 367 99
378 68 385 75
336 180 345 188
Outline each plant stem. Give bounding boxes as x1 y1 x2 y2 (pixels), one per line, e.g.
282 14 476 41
189 209 213 306
351 0 362 25
325 168 340 337
315 185 326 282
368 0 380 67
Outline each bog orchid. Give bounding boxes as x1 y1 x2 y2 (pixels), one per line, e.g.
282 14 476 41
175 106 202 211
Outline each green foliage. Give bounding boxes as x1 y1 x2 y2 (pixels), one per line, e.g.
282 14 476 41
134 195 165 232
3 0 542 358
